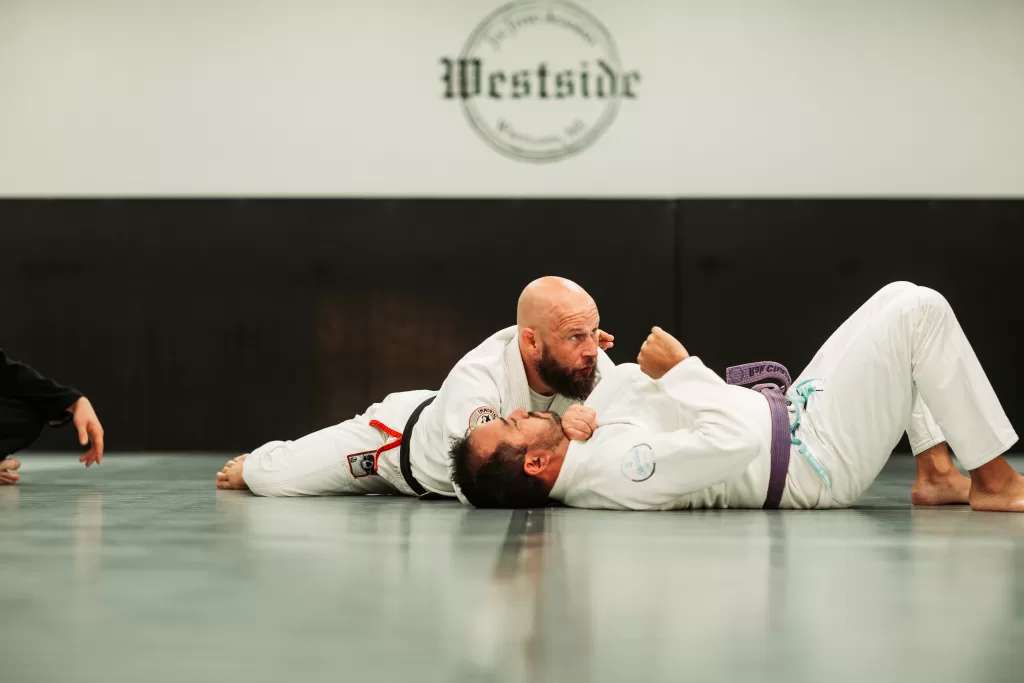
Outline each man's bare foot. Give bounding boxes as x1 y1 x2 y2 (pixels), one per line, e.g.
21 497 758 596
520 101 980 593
0 458 21 485
912 471 971 505
216 455 249 491
911 442 970 505
968 457 1024 512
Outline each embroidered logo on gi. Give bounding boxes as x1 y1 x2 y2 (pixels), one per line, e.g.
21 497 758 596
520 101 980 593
621 443 655 482
347 452 377 478
469 406 500 430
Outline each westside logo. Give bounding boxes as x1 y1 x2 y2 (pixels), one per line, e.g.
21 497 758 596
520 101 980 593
440 59 639 101
441 0 641 163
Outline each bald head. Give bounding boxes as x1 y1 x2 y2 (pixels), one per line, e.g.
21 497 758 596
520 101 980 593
516 277 601 400
516 276 594 335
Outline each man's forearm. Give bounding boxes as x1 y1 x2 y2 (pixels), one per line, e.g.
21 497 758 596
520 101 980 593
0 350 83 421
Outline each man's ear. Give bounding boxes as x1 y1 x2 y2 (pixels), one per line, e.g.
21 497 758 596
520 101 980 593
520 327 540 356
523 450 551 476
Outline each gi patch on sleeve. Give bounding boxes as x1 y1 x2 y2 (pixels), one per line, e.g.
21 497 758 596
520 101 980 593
621 444 656 482
347 451 377 478
468 406 500 430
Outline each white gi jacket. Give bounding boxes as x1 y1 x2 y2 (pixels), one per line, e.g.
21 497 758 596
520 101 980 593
550 358 776 510
376 326 615 499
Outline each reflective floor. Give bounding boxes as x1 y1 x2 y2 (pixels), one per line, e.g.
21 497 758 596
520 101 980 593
3 454 1024 683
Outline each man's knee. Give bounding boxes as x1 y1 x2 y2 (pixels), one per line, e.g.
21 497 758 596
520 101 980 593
887 285 953 342
882 282 949 316
0 398 45 457
914 286 950 313
878 281 918 299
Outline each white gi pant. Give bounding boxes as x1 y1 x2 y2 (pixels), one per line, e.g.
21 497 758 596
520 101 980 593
242 390 434 497
784 282 1018 509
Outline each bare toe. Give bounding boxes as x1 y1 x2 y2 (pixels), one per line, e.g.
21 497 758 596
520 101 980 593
215 456 250 491
1 458 21 485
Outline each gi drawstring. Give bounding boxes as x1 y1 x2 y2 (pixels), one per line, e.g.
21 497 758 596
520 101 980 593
787 379 831 490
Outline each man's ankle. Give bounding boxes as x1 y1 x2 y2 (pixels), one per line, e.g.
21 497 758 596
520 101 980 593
969 457 1016 492
915 444 956 478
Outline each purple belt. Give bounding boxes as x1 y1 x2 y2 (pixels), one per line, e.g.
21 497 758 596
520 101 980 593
725 362 792 510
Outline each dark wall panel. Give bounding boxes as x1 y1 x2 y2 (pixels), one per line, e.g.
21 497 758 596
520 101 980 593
4 198 1022 454
1 199 677 452
674 200 1024 449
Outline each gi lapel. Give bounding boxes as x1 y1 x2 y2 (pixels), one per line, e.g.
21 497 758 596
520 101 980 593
503 334 580 416
503 335 532 415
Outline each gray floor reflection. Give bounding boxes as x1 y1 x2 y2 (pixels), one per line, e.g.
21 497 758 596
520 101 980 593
2 454 1024 683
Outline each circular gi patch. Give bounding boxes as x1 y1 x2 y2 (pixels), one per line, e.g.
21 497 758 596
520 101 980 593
469 406 500 430
621 443 656 482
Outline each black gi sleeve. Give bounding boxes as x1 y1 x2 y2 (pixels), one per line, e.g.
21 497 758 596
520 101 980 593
0 348 84 425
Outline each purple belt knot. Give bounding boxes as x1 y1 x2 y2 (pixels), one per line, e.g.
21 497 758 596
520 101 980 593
725 361 792 510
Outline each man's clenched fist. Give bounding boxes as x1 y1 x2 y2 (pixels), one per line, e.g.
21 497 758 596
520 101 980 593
561 405 599 441
638 327 689 379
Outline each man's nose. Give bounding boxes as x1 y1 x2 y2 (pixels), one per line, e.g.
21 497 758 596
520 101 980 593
581 335 599 358
509 407 529 421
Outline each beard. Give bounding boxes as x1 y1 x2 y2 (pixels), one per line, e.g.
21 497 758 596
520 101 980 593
528 411 568 449
536 346 599 401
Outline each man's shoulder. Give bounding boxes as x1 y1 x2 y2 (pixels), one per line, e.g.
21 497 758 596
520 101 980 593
451 325 516 372
610 362 645 379
437 326 516 394
587 363 648 403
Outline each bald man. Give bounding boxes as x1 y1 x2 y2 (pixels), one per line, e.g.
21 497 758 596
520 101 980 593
216 277 615 501
451 283 1024 512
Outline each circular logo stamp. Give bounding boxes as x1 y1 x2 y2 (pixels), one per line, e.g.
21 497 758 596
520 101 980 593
621 443 656 483
441 0 641 163
469 406 500 429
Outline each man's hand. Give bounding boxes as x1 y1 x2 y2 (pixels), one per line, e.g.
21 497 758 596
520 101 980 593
638 327 690 379
597 330 614 351
68 397 104 467
0 458 21 485
562 405 599 441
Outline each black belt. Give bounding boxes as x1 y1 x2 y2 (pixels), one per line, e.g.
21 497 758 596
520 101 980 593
399 395 441 500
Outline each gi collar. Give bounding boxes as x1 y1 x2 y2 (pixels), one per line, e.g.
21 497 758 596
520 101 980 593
502 333 575 418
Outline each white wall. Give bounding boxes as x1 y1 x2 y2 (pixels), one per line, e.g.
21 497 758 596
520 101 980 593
1 0 1022 197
